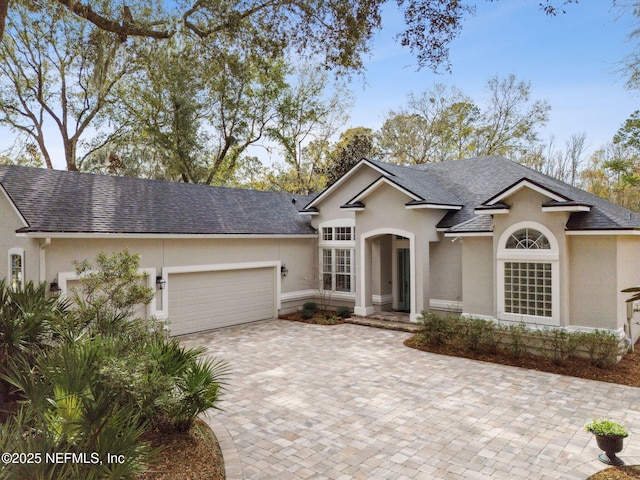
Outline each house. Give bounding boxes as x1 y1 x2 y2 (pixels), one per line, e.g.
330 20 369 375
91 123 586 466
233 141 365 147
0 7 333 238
2 156 640 341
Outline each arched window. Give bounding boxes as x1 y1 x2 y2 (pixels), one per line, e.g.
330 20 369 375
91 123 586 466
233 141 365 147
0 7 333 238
505 228 550 250
497 223 559 325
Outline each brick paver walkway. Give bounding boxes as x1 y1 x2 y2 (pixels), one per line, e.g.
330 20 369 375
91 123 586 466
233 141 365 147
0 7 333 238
182 320 640 479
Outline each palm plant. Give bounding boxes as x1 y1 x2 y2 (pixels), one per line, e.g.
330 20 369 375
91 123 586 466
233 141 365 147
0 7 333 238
622 286 640 303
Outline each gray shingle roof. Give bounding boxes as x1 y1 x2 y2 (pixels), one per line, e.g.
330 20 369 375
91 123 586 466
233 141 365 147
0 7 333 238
409 156 640 232
0 165 315 235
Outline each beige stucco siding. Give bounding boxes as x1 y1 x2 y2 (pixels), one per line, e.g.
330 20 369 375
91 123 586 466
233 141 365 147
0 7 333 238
461 237 493 317
568 235 617 330
45 236 314 295
312 166 380 226
0 190 40 285
616 236 640 339
430 232 462 303
492 187 570 325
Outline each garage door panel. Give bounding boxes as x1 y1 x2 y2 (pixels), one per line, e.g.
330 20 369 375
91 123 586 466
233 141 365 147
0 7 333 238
168 267 276 335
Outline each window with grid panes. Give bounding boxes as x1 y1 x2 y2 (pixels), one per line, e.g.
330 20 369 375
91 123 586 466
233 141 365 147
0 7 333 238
503 228 552 318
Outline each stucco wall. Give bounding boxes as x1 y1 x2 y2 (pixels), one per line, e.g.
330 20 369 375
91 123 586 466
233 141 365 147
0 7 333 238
45 236 315 296
0 190 40 285
568 235 617 330
461 237 493 317
492 187 570 325
616 236 640 340
429 232 462 303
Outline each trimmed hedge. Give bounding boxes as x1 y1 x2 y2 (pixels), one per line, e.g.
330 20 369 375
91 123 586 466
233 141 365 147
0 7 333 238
418 311 625 367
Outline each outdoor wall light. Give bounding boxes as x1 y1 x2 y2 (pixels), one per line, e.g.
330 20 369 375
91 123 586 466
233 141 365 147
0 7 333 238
156 275 166 290
49 280 61 296
281 264 288 277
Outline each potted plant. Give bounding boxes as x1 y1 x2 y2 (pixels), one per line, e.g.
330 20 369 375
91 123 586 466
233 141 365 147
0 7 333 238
585 418 629 466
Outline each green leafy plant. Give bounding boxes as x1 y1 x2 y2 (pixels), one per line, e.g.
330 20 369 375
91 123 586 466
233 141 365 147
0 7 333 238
535 328 580 366
336 306 351 318
578 330 623 368
459 317 496 352
420 312 460 346
585 419 629 437
505 322 528 359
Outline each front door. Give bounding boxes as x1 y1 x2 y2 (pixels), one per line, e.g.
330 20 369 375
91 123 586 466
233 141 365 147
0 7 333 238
397 248 410 311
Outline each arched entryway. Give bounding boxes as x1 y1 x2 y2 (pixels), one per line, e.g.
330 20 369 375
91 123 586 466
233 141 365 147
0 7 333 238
354 228 420 321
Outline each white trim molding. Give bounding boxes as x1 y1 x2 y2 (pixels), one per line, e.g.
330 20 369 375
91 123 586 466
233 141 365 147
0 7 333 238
486 179 568 205
305 159 393 209
58 267 157 320
566 230 640 236
429 299 463 311
405 203 463 211
349 177 421 204
159 261 281 321
0 184 29 228
496 221 560 326
541 205 591 213
359 228 417 322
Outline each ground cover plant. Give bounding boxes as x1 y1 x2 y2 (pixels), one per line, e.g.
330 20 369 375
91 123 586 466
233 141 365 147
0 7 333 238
0 250 228 479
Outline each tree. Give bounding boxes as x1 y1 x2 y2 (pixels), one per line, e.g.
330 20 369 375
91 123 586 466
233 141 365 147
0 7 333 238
473 74 550 157
83 34 289 184
266 65 352 194
0 1 581 72
378 75 549 164
323 127 378 184
0 2 132 170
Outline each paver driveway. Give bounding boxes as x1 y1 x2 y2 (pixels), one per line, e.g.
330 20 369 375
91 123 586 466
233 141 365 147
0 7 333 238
181 320 640 479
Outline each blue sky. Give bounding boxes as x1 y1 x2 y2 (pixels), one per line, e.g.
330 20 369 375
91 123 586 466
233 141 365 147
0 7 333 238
1 1 637 168
347 1 638 155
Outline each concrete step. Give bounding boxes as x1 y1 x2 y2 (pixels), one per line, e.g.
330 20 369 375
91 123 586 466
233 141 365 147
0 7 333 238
344 316 422 333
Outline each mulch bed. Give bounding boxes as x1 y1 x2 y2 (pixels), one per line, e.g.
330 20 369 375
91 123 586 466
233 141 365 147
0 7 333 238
137 419 224 480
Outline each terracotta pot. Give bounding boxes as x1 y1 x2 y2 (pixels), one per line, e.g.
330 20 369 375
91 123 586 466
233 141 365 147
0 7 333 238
595 434 625 466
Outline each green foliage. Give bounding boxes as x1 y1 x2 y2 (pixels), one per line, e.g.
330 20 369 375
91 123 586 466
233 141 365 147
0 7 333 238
458 317 496 352
585 418 628 438
1 249 228 477
336 306 352 319
578 329 622 368
505 322 528 359
303 302 318 313
419 311 461 346
379 75 550 165
72 249 155 333
534 327 580 365
414 312 625 369
622 285 640 303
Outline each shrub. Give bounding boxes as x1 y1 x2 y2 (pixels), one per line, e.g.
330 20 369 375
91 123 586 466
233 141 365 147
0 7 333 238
420 311 460 346
302 302 318 313
459 317 496 352
336 306 351 318
535 328 580 365
578 329 623 368
585 418 628 437
505 322 528 359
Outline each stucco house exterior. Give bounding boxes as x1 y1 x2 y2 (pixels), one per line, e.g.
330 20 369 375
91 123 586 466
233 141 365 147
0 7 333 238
2 156 640 340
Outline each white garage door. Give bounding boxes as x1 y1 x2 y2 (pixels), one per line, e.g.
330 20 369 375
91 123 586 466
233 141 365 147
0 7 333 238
168 267 276 335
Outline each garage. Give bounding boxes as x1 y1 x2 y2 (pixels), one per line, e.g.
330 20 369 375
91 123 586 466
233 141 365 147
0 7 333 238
167 266 277 335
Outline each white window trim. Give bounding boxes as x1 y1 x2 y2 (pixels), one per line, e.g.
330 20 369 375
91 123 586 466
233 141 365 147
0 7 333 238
8 247 25 290
496 222 560 326
318 220 355 293
58 267 157 320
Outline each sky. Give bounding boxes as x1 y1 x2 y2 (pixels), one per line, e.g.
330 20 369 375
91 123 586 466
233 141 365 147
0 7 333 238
344 1 638 157
0 1 637 169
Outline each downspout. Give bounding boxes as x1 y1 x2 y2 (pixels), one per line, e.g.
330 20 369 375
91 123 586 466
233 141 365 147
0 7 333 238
39 238 51 283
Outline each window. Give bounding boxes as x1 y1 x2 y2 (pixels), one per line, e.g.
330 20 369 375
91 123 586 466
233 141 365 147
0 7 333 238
8 248 24 291
506 228 550 250
322 248 353 292
497 223 559 325
504 262 552 317
319 222 355 293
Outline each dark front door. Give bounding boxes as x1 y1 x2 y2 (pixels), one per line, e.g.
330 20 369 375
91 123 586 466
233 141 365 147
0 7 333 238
397 248 410 311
